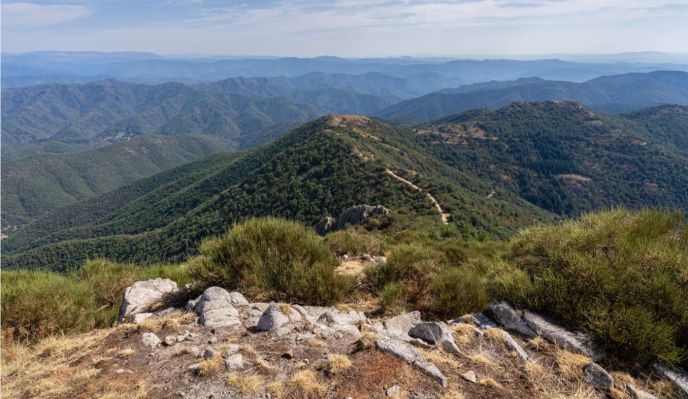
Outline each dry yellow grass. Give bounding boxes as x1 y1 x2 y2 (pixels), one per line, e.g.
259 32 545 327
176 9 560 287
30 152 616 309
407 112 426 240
240 344 274 372
288 370 328 399
267 381 286 398
197 353 224 376
554 349 591 379
527 336 547 352
117 348 136 359
226 373 264 395
441 390 466 399
327 354 352 374
484 328 506 342
419 348 461 369
542 383 597 399
480 377 503 389
306 337 326 347
467 351 494 368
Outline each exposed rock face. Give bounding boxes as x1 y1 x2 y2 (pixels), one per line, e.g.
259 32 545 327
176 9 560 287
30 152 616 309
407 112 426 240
499 330 529 361
628 384 658 399
382 311 422 339
653 363 688 398
375 338 447 387
256 304 291 332
118 278 179 322
488 301 535 338
583 363 614 390
408 321 460 354
194 287 242 327
315 204 390 235
522 311 599 359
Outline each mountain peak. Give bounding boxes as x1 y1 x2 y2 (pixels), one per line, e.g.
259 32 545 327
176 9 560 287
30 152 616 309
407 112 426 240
323 114 373 127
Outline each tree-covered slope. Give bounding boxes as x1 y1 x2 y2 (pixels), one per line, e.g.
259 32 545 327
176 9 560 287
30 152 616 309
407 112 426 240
378 71 688 122
414 101 688 215
3 115 550 270
2 134 234 225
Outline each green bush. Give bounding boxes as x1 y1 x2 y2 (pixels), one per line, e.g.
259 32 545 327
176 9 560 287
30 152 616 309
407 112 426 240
1 270 97 342
189 217 353 305
325 228 384 256
430 267 489 317
500 209 688 367
1 260 191 343
379 282 407 315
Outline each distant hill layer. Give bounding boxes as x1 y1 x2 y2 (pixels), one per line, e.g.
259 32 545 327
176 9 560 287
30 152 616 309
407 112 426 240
2 134 233 226
377 71 688 122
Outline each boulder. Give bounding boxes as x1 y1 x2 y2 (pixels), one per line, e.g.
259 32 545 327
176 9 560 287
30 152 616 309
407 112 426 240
499 330 529 361
488 302 535 338
382 311 422 339
194 287 242 328
583 363 614 390
375 338 447 387
133 313 153 324
229 292 249 305
118 278 178 322
461 370 477 383
408 322 460 354
315 216 336 236
141 332 161 348
225 354 244 370
652 363 688 398
256 304 291 332
522 311 599 359
627 384 657 399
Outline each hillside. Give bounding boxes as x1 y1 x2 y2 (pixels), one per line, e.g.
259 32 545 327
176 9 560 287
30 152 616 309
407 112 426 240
2 134 234 226
2 115 550 270
378 71 688 122
414 101 688 215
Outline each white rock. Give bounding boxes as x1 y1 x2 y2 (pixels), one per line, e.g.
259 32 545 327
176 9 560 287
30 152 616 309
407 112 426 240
628 384 657 399
118 278 178 322
224 354 244 370
382 311 422 339
133 313 153 324
408 321 460 354
375 338 447 387
256 304 290 332
141 332 161 348
461 370 477 383
488 301 535 338
523 311 599 359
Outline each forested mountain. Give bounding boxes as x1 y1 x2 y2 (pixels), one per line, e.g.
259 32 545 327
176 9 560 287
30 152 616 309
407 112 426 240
378 71 688 122
2 134 233 226
4 102 688 271
2 114 551 270
414 101 688 215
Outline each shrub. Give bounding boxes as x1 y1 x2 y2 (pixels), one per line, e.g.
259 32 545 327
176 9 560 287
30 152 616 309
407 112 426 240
1 270 97 342
430 267 489 317
500 209 688 367
189 217 353 304
379 282 406 314
325 228 384 256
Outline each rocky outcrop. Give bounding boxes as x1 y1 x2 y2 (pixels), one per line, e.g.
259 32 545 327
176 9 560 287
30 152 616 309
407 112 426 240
653 363 688 398
408 321 460 354
315 204 390 235
118 278 179 322
375 338 447 387
488 301 535 338
522 311 599 359
583 362 614 390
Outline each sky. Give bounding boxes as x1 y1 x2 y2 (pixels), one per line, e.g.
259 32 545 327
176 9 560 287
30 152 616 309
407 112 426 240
2 0 688 57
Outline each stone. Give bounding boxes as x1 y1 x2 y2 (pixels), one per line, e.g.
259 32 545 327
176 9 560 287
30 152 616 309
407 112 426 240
141 332 161 348
386 385 402 397
375 338 447 387
194 287 242 328
164 335 177 346
488 301 535 338
408 321 460 354
583 363 614 390
382 311 422 339
522 311 599 359
118 278 178 322
256 304 291 332
224 354 244 370
204 348 216 360
185 296 201 312
228 292 249 305
627 384 657 399
461 370 477 383
317 309 366 326
187 363 202 374
652 363 688 398
499 330 529 361
223 344 240 357
133 313 153 324
315 216 336 235
335 205 390 231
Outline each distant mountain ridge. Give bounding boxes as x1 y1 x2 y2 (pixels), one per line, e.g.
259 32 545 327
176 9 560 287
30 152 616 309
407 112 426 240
377 71 688 122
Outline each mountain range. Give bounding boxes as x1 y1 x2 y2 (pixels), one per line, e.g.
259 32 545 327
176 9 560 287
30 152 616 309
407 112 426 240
4 101 687 270
377 71 688 122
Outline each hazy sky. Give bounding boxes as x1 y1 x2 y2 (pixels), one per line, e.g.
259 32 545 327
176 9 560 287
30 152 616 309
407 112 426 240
2 0 687 57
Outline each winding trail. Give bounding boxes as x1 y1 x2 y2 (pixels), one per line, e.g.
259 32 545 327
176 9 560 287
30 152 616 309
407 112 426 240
385 169 450 225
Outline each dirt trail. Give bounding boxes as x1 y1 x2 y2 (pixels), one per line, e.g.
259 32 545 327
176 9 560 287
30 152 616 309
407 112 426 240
385 169 449 224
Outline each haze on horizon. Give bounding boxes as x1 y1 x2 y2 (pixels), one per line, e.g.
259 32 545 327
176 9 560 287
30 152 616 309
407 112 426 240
1 0 687 58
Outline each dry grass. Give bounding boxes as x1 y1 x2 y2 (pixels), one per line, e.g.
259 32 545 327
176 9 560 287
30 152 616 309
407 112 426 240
136 318 160 332
527 336 547 352
524 361 545 379
267 381 286 398
467 351 495 368
306 337 325 348
554 349 591 379
451 323 479 345
441 390 466 399
197 353 224 376
542 383 597 399
484 328 506 342
352 332 379 352
240 344 274 372
480 377 503 389
117 348 136 359
419 348 461 369
327 354 352 374
227 373 264 395
174 346 194 356
287 370 328 399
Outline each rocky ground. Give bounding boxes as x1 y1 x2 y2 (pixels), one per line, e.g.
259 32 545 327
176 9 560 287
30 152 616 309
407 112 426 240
3 279 687 399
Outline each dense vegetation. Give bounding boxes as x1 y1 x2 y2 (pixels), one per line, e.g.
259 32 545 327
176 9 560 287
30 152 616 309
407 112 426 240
189 218 352 305
377 71 688 122
415 101 688 216
2 134 233 225
4 114 546 270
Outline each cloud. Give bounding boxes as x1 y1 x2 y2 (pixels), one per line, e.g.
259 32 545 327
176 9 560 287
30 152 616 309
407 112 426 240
2 2 90 29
